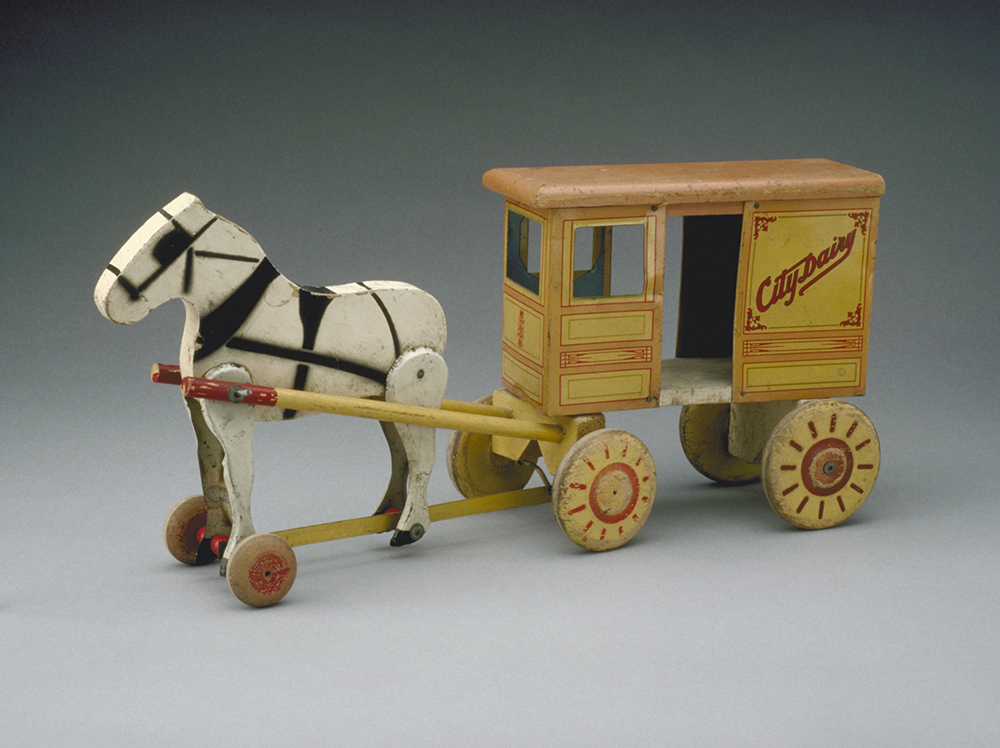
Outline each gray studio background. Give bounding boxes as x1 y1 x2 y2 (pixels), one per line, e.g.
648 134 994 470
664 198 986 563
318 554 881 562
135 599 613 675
3 2 998 745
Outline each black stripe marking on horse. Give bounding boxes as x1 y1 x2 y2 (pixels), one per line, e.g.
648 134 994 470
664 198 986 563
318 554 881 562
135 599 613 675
283 364 311 419
117 275 140 300
152 222 194 266
183 248 194 294
299 289 335 351
194 258 280 361
225 337 388 385
118 215 219 299
280 289 336 419
357 282 401 359
194 251 260 262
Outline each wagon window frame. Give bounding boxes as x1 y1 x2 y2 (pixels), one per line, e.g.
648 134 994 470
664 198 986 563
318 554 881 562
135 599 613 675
504 204 545 298
565 215 655 306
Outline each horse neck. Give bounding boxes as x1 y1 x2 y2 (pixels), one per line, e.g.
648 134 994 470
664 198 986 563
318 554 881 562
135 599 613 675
181 221 277 315
179 235 289 369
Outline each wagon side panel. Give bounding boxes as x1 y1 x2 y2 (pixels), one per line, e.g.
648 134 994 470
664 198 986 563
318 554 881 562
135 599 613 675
501 202 552 411
547 205 665 416
732 197 879 403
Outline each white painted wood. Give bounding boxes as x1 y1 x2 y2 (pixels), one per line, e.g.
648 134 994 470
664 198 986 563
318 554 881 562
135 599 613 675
95 193 449 550
658 358 732 406
199 363 255 569
383 348 448 541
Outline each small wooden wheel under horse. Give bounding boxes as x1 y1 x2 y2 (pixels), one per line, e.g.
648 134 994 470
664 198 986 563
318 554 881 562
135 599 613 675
226 534 298 607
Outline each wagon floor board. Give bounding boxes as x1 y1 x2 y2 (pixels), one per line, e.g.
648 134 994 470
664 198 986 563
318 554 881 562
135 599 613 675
659 357 732 406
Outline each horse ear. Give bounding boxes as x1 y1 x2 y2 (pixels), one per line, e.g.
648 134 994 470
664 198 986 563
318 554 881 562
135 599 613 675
164 192 199 214
165 193 216 235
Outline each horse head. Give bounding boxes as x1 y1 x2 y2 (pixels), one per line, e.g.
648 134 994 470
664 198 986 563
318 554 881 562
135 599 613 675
94 193 263 325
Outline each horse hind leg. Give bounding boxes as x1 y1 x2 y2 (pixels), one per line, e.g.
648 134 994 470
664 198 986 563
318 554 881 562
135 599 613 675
374 421 409 516
198 363 256 575
383 348 448 547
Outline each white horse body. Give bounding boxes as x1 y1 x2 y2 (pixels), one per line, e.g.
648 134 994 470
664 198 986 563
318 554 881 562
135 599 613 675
95 193 448 562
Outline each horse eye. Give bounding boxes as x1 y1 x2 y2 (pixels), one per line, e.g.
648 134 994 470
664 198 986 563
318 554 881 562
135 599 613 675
152 224 192 266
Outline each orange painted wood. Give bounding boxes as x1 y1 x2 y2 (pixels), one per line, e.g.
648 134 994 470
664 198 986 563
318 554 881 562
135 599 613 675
483 159 885 209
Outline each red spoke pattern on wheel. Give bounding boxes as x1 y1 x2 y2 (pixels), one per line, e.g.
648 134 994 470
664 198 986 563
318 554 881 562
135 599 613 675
764 401 879 530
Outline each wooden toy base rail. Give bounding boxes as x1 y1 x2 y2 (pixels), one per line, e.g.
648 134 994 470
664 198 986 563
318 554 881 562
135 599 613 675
274 485 551 547
152 363 558 605
151 364 559 540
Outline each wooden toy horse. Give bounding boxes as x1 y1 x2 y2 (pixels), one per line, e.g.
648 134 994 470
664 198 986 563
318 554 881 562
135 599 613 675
95 193 448 567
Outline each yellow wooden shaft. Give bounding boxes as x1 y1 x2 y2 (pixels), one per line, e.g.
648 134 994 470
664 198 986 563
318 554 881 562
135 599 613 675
440 398 512 418
273 486 551 547
272 387 564 443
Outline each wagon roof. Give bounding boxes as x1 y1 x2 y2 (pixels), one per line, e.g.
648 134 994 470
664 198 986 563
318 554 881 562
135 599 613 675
483 159 885 209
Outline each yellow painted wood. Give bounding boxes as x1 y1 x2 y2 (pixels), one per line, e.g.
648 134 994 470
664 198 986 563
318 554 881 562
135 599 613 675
502 296 544 362
429 485 550 521
490 160 883 415
446 394 537 499
501 201 665 417
733 197 879 402
440 398 512 419
447 426 537 498
560 369 651 405
501 352 544 402
727 400 798 463
678 404 761 485
273 486 551 547
268 387 563 443
552 429 656 551
491 388 605 474
276 513 397 546
761 400 880 529
543 205 664 415
561 310 653 343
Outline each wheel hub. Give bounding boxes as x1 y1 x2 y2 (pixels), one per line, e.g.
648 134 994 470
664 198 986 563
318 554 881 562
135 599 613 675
801 438 853 495
248 553 293 596
590 463 640 523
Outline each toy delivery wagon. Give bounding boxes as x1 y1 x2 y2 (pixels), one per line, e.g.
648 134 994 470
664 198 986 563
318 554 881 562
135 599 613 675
100 158 883 607
447 158 883 550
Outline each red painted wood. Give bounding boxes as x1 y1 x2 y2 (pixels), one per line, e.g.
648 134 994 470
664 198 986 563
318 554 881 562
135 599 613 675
151 363 183 385
181 376 279 407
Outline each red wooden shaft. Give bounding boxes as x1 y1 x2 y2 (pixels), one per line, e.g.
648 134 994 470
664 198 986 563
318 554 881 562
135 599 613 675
181 377 279 407
151 363 182 385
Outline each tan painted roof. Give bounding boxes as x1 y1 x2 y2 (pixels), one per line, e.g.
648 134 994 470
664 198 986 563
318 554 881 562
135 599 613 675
483 159 884 209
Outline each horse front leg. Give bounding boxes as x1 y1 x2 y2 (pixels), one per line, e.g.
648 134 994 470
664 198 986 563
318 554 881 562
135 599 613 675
384 348 448 547
198 364 256 575
185 396 233 564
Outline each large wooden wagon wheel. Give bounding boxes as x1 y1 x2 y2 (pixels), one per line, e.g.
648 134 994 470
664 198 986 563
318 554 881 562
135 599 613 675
762 400 880 530
678 403 761 485
447 395 539 498
552 429 656 551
